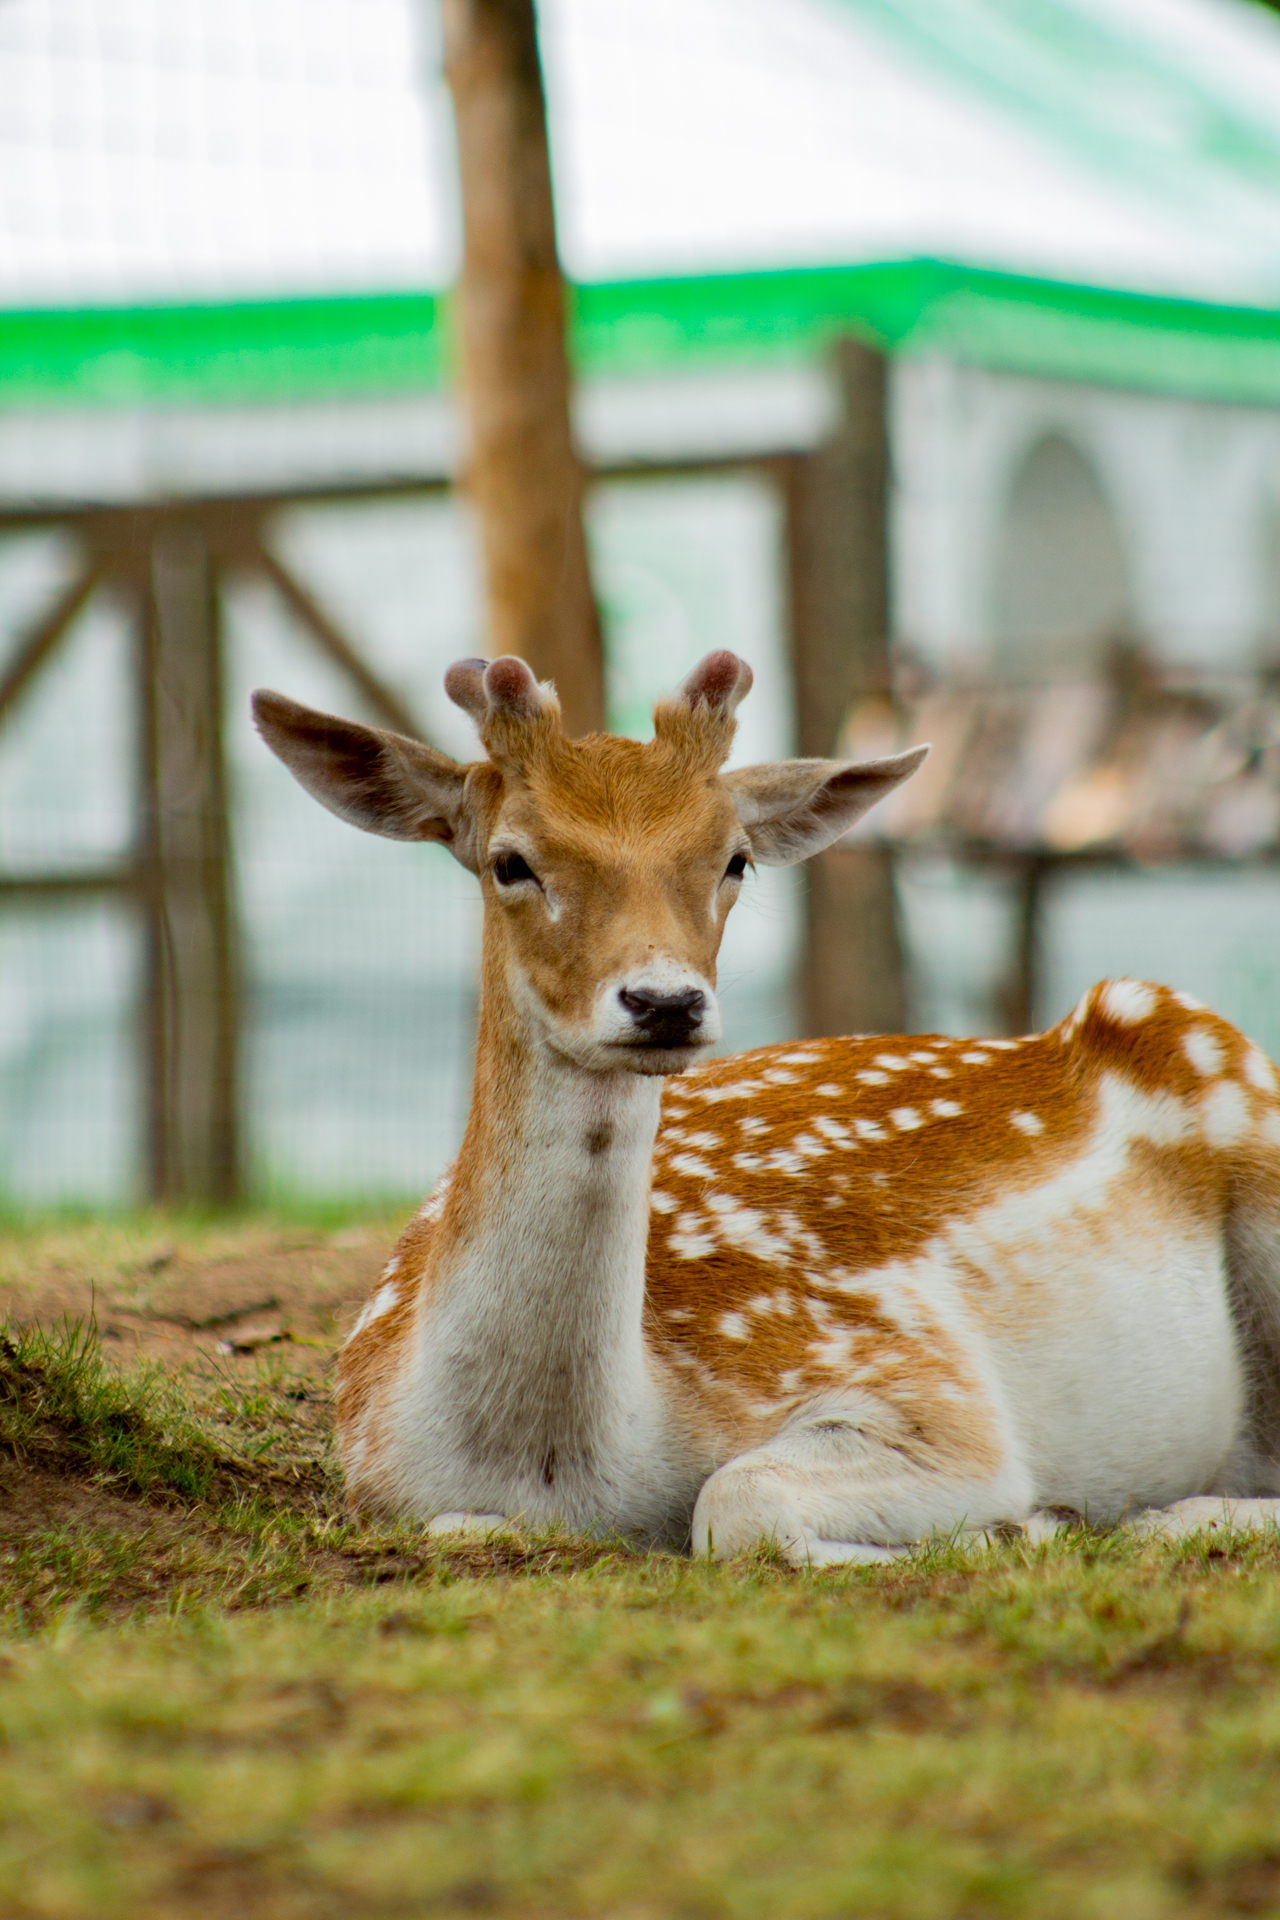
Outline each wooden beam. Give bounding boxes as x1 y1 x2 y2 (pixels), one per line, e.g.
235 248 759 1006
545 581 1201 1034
784 339 908 1038
254 543 427 741
0 867 132 900
442 0 605 735
0 565 101 727
137 529 241 1206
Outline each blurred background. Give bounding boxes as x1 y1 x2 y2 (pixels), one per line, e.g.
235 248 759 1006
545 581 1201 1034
3 0 1280 1209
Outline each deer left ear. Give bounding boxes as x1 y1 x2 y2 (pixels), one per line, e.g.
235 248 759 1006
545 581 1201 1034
724 746 928 866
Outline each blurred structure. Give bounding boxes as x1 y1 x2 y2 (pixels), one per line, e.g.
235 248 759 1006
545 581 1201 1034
2 0 1280 1206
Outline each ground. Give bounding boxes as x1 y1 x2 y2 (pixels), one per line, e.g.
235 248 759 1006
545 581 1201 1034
3 1215 1280 1917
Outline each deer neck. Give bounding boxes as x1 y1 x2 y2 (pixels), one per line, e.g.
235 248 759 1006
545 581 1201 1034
418 950 673 1515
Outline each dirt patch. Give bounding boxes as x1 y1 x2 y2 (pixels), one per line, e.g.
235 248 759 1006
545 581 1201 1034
0 1221 398 1381
0 1314 648 1624
1181 1851 1280 1914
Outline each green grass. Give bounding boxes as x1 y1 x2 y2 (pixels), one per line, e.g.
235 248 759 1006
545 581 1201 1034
6 1540 1280 1917
5 1230 1280 1916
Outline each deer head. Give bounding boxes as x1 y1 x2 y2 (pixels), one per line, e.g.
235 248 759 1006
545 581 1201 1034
252 652 926 1075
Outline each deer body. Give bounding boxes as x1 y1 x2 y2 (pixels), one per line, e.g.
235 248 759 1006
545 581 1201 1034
254 654 1280 1562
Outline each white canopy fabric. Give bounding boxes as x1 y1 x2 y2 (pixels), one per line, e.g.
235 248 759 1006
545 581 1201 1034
0 0 1279 309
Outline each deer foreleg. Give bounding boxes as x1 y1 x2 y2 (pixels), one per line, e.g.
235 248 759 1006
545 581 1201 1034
691 1399 1031 1567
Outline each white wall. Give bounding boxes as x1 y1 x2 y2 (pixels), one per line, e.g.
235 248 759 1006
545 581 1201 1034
892 357 1280 674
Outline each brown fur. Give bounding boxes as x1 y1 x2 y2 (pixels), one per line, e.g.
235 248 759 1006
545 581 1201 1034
339 981 1280 1498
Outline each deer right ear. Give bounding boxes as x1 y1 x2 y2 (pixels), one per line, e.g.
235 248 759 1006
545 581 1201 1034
252 690 481 872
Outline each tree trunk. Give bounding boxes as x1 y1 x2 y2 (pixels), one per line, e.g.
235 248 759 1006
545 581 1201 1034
785 338 907 1038
442 0 605 737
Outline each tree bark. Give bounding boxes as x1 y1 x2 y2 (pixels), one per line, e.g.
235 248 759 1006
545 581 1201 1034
785 338 908 1038
442 0 605 736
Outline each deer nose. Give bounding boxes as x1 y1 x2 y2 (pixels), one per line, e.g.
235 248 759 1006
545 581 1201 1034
618 986 707 1046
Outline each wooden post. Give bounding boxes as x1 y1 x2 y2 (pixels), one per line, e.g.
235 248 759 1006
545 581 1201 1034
1003 856 1043 1036
137 518 240 1205
442 0 605 736
785 337 907 1038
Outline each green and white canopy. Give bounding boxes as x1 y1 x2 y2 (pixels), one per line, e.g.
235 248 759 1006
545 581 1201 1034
1 0 1280 410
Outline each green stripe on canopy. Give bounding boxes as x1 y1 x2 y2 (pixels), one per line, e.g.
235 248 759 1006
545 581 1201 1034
1 258 1279 411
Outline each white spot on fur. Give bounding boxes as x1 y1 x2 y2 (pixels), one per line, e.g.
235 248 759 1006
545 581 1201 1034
815 1083 844 1098
762 1070 799 1085
416 1164 456 1224
889 1107 923 1131
1173 990 1206 1012
651 1190 677 1214
813 1116 854 1146
764 1150 807 1175
1010 1111 1044 1136
1202 1079 1250 1147
1264 1111 1280 1147
853 1118 887 1142
908 1051 938 1065
985 1039 1022 1050
790 1132 828 1159
669 1226 717 1260
1060 988 1093 1037
930 1099 963 1119
1102 979 1157 1025
1182 1028 1224 1077
732 1152 764 1173
738 1115 768 1136
927 1067 954 1080
857 1070 890 1087
1243 1048 1278 1095
748 1289 795 1317
704 1194 795 1264
381 1255 401 1279
875 1055 909 1072
670 1152 716 1180
689 1081 760 1103
719 1312 749 1341
350 1278 401 1339
959 1051 992 1066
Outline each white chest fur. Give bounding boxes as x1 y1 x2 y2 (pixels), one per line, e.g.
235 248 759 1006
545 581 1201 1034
384 1058 707 1540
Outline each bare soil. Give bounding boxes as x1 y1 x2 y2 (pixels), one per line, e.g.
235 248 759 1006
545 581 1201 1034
0 1219 398 1373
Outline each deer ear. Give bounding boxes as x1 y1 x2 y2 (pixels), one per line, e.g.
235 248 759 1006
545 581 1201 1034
252 690 481 872
724 746 928 866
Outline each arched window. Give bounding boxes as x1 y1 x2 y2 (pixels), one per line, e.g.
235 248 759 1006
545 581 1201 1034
991 434 1132 681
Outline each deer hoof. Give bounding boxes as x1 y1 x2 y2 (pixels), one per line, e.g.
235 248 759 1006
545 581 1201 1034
425 1511 510 1539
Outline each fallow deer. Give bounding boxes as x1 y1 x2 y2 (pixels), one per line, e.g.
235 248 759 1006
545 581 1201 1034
254 651 1280 1563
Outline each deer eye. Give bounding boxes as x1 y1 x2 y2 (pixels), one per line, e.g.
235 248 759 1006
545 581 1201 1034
493 852 538 888
723 852 749 882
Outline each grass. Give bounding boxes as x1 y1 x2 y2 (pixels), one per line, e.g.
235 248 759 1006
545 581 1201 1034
3 1220 1280 1916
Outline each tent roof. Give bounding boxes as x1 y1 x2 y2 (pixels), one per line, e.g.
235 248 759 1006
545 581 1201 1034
4 0 1280 304
3 0 1280 409
5 257 1280 414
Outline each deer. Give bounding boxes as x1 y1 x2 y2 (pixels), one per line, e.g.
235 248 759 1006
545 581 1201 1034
253 650 1280 1564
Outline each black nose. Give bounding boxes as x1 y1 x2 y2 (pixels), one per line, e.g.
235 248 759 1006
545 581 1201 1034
619 986 706 1047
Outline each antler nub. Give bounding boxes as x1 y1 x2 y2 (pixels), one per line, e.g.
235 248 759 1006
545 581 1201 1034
444 655 557 730
442 657 489 724
675 651 754 717
484 656 548 721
